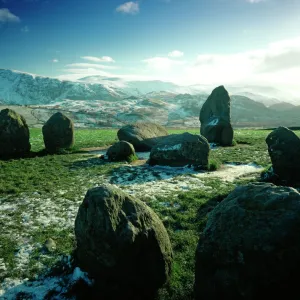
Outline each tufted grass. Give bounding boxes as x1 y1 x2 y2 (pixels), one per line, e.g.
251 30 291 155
1 127 299 299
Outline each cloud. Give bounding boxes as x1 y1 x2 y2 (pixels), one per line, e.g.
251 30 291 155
168 50 184 58
52 59 59 63
142 57 186 71
246 0 266 3
60 68 111 80
66 63 118 70
21 26 29 32
181 35 300 89
0 8 20 23
81 56 115 63
116 2 139 14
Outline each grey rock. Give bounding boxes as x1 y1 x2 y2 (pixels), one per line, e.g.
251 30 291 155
266 126 300 183
195 182 300 300
75 184 173 297
117 123 168 151
148 132 209 169
0 108 30 158
106 141 137 162
42 112 74 153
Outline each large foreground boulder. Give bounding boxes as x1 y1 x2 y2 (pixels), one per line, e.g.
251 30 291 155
75 184 173 299
148 132 209 169
0 108 30 157
266 126 300 183
117 123 168 151
200 86 233 146
106 141 137 162
42 112 74 153
195 182 300 300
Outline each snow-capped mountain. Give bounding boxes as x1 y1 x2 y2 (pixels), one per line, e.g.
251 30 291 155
0 69 127 105
0 69 298 107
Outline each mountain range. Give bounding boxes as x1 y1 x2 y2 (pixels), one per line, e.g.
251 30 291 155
0 68 299 128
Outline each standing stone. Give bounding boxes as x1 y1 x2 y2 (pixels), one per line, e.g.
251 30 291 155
266 126 300 183
75 184 173 299
148 132 210 169
195 183 300 300
42 112 74 153
106 141 137 162
0 108 30 157
117 123 168 151
200 86 233 146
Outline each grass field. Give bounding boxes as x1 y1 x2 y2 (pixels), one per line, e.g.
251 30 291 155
0 127 282 299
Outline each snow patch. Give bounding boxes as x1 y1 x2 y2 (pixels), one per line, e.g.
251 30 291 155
157 144 182 151
71 267 93 286
208 118 219 126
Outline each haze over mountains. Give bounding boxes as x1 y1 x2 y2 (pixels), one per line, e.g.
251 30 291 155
0 68 299 128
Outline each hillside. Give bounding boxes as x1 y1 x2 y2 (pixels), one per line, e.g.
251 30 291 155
269 102 296 111
1 69 300 128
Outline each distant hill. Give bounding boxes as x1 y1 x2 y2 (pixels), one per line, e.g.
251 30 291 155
269 102 296 111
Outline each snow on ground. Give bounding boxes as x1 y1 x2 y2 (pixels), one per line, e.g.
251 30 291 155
110 162 263 199
0 266 93 299
0 150 263 298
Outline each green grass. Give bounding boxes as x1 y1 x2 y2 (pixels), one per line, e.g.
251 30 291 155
30 128 118 152
0 127 295 299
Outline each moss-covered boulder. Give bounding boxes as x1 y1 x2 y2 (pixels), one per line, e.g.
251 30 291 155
117 122 168 151
42 112 74 153
75 184 173 299
148 132 210 169
106 141 137 162
195 182 300 300
0 108 30 158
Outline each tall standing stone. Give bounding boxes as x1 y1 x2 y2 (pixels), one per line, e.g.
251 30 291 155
0 108 30 157
42 112 74 153
200 86 233 146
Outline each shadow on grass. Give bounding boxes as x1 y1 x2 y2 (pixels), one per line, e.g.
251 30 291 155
259 126 300 131
70 156 107 169
0 147 89 161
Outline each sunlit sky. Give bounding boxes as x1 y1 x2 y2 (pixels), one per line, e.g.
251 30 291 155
0 0 300 91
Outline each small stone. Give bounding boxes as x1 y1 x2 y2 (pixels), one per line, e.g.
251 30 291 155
44 238 56 253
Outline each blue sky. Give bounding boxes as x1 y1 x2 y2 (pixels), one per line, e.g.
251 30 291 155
0 0 300 90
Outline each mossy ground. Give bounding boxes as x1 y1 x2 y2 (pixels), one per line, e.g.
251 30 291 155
0 127 289 299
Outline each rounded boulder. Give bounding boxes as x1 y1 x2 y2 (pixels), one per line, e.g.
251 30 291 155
42 112 74 153
195 182 300 300
106 141 137 162
117 123 168 151
0 108 30 158
75 184 173 298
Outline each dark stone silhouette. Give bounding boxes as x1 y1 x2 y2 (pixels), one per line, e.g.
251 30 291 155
195 182 300 300
42 112 74 153
200 86 233 146
266 126 300 183
0 108 30 158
